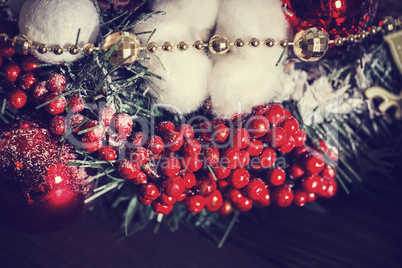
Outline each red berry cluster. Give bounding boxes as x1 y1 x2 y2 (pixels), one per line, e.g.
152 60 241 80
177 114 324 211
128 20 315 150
118 103 338 215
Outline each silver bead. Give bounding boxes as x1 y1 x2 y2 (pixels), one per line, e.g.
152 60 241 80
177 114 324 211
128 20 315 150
293 27 329 62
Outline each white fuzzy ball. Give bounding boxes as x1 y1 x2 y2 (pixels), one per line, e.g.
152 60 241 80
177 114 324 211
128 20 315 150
19 0 100 64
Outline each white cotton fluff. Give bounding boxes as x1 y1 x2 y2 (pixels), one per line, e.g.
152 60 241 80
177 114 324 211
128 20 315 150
18 0 100 64
134 0 219 114
208 0 290 116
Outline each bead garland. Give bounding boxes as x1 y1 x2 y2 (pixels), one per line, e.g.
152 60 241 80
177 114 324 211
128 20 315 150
0 16 401 65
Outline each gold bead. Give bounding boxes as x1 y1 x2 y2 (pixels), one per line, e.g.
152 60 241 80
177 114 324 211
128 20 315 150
347 34 355 43
264 38 275 47
208 35 230 54
293 27 329 62
12 34 32 55
334 36 343 46
68 45 79 55
279 39 289 48
358 31 367 39
83 43 96 54
52 45 63 55
193 40 205 50
0 33 9 43
234 38 245 48
370 27 378 35
177 41 189 51
249 38 260 47
162 41 173 52
37 44 48 54
102 31 141 67
147 42 158 53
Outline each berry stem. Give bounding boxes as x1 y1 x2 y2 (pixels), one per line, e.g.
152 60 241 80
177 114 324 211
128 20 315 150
218 210 240 248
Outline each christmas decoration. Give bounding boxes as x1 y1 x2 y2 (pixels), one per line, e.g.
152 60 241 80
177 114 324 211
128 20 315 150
365 86 402 119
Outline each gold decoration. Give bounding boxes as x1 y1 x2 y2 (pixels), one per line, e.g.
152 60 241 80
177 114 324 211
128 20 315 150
37 44 48 54
366 86 402 120
193 40 205 50
279 39 289 48
234 39 245 48
249 38 260 47
147 42 158 53
68 45 79 55
334 36 343 46
178 41 189 51
0 33 8 42
264 38 275 47
293 27 329 62
12 35 32 55
382 17 396 32
208 35 230 54
384 29 402 76
83 43 95 54
162 41 173 52
102 31 141 67
347 34 355 43
52 45 63 55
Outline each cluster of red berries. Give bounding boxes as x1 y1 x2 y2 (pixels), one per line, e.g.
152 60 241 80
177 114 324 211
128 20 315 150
118 103 338 215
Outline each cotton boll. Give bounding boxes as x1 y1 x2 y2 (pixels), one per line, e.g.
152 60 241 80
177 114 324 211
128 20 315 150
19 0 100 64
145 51 212 114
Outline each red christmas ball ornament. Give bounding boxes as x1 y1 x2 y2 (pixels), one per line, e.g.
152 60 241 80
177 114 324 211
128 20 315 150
0 118 91 233
283 0 378 37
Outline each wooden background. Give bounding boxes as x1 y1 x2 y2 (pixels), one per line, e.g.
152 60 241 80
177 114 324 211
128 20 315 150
1 1 402 267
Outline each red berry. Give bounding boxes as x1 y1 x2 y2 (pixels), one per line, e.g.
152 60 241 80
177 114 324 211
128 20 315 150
322 179 338 198
272 185 294 207
98 146 117 161
4 62 20 82
212 123 230 143
227 168 250 189
239 150 250 167
81 136 102 152
265 104 285 124
212 165 231 179
221 148 241 169
301 174 321 194
217 180 230 192
7 89 26 109
267 168 286 186
138 195 153 205
159 193 177 206
306 192 317 202
20 55 40 72
264 126 287 147
130 147 148 165
255 188 271 206
176 192 187 202
284 109 293 118
163 131 184 151
195 176 217 197
140 182 160 201
131 171 148 185
231 128 250 149
181 155 203 172
185 195 205 213
317 179 329 198
203 146 220 166
84 120 105 141
131 132 147 147
175 124 194 139
47 74 66 92
246 116 270 138
246 139 263 156
155 121 175 137
50 116 66 135
304 154 325 174
67 113 85 132
259 148 277 168
293 129 307 147
151 201 173 214
244 178 266 200
182 138 201 157
280 118 299 136
161 156 181 177
181 171 197 189
32 81 48 100
205 190 223 212
146 136 164 154
236 197 253 212
321 164 336 181
119 159 140 180
68 94 85 113
99 106 116 127
45 94 66 115
219 200 233 216
252 104 268 115
288 163 305 179
0 41 15 57
277 136 295 154
163 176 185 197
293 190 308 207
312 139 328 153
226 188 244 204
18 72 37 91
113 113 133 137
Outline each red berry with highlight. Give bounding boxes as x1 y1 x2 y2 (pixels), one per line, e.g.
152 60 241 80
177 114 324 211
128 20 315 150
19 72 36 91
236 197 253 212
195 176 217 197
255 188 271 207
273 185 294 207
140 182 160 201
267 168 286 186
288 163 305 179
227 168 250 189
221 148 242 169
246 116 270 138
47 74 66 92
82 136 102 152
175 124 194 139
4 62 20 82
231 128 250 149
32 81 48 100
181 171 197 189
259 148 277 168
163 176 185 197
161 156 181 177
113 113 133 137
244 178 266 200
246 140 263 156
50 116 66 135
212 165 231 179
130 147 148 165
277 136 295 154
163 130 184 151
182 138 201 157
280 117 299 136
159 194 177 206
293 129 307 147
181 155 202 172
131 132 147 147
305 154 325 174
7 89 26 109
68 94 85 113
205 190 223 212
265 104 285 124
203 146 220 166
45 94 66 115
155 121 175 137
293 190 308 207
219 200 233 216
151 201 173 214
185 195 205 213
146 136 164 155
98 146 117 161
301 174 322 194
264 126 287 147
132 172 148 185
84 120 105 141
119 159 140 180
20 55 40 71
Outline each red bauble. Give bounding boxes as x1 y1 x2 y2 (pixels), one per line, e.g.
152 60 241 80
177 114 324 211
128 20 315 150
283 0 378 37
0 118 91 233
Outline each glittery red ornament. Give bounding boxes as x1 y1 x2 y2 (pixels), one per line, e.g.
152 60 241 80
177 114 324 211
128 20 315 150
283 0 378 37
0 118 91 233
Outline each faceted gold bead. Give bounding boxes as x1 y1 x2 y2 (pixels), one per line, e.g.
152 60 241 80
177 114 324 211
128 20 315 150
162 41 173 52
293 27 329 62
208 35 230 54
52 45 63 55
279 39 289 48
83 43 96 54
347 34 355 43
0 33 8 43
264 38 275 47
249 38 260 47
358 31 367 39
37 44 48 54
68 45 79 55
193 40 205 50
334 37 343 46
178 41 189 51
234 39 245 48
147 42 158 53
12 34 32 55
102 31 141 67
